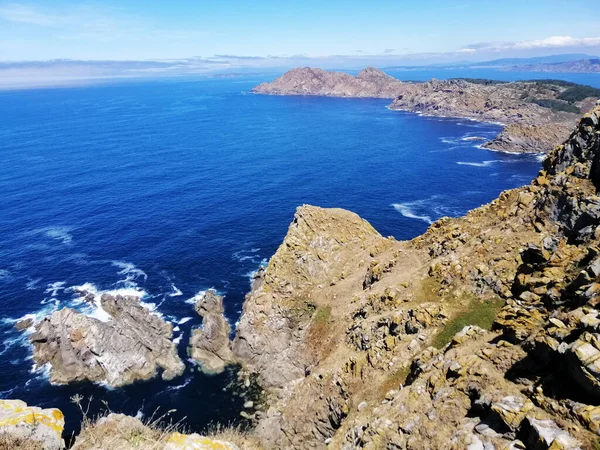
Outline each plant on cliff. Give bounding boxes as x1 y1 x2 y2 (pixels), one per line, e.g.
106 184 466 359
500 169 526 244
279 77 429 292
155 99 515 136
431 298 505 348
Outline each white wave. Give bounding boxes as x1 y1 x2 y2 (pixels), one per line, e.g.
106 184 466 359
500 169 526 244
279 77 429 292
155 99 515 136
30 361 51 379
173 326 180 332
244 258 268 283
177 317 192 325
166 377 191 391
0 269 10 280
185 290 207 305
135 409 144 420
168 284 183 297
232 248 262 263
25 278 42 290
392 203 433 225
457 160 498 168
461 136 487 142
69 282 150 322
173 335 182 344
44 281 66 297
111 261 148 283
44 227 73 244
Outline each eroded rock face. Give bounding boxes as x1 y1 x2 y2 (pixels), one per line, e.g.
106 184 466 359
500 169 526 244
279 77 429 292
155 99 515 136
30 294 184 388
232 205 387 389
225 108 600 449
189 290 235 373
0 399 64 450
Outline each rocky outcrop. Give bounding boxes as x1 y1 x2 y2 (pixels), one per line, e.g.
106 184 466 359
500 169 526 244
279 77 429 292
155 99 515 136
222 107 600 449
30 294 184 388
482 122 575 153
0 399 64 450
232 205 388 389
254 68 599 153
189 290 235 373
252 67 405 98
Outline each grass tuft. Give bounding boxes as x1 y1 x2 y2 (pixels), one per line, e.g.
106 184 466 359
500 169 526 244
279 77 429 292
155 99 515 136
431 298 504 349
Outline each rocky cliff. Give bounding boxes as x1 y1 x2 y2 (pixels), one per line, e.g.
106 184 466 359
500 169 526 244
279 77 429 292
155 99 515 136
225 107 600 449
6 109 600 449
254 68 599 154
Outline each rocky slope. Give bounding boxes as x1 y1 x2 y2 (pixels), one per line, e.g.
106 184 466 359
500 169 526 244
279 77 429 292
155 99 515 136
254 67 599 153
30 294 184 388
223 107 600 448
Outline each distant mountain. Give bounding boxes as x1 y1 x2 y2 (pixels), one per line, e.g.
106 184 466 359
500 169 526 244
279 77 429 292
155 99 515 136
384 54 600 71
503 59 600 73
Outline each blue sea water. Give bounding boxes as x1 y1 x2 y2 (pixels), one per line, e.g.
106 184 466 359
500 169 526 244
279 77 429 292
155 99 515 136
0 69 598 437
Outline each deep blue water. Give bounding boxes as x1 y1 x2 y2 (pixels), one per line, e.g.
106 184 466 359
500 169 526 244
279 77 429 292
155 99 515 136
0 69 598 437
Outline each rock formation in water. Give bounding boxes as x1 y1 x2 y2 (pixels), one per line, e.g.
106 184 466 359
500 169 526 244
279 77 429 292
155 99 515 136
189 290 235 373
254 68 600 154
29 294 184 388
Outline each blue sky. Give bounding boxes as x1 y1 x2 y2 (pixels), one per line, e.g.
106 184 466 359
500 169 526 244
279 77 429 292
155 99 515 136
1 0 599 63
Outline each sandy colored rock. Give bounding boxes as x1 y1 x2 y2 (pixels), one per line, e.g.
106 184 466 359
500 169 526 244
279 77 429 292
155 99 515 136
0 399 64 450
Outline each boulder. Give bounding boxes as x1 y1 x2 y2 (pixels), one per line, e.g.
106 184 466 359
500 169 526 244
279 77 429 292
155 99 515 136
30 294 184 387
0 399 64 450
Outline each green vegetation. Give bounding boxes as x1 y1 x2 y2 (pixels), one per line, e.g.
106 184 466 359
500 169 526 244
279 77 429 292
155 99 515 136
529 98 581 114
379 366 411 399
431 298 505 349
529 79 578 88
557 85 600 102
313 305 331 326
451 78 508 85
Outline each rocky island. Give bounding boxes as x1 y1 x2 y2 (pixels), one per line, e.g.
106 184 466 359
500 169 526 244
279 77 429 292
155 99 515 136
5 107 600 448
253 67 600 154
30 293 184 388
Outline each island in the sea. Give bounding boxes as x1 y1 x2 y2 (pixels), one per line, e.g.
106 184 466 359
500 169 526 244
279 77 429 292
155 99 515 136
252 67 600 154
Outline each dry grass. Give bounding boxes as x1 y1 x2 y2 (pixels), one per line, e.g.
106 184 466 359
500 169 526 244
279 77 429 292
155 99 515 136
69 395 264 450
0 433 45 450
378 366 411 400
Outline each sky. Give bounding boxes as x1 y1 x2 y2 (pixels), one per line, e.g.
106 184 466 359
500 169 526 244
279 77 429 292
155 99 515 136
0 0 599 85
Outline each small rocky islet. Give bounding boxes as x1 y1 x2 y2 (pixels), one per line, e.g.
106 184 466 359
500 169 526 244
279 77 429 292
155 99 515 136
4 82 600 448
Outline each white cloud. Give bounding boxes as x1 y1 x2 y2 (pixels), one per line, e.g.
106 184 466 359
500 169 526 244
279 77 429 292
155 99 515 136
463 35 600 52
514 35 600 49
0 3 58 26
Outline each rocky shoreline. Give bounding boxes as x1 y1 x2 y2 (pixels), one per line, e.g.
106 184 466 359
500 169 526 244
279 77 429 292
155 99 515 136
5 107 600 448
253 67 600 154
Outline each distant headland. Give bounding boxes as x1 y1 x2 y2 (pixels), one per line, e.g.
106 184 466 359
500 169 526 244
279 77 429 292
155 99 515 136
252 67 600 154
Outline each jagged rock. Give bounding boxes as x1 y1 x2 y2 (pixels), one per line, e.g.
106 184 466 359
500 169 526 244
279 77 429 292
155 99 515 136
189 290 235 374
14 318 33 331
567 332 600 397
0 399 64 450
30 294 184 387
523 417 582 450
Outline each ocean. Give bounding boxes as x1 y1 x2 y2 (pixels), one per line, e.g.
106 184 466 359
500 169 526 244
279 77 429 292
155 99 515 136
0 69 599 437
